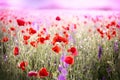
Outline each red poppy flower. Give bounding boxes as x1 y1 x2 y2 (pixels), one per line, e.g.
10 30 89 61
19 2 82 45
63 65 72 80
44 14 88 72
23 40 28 45
62 26 69 31
29 27 37 35
110 21 116 26
23 35 30 40
37 37 45 44
1 27 7 32
52 33 68 45
97 28 104 38
21 30 25 33
106 24 110 29
16 19 25 26
40 31 44 35
27 21 32 25
13 46 19 56
37 33 41 37
2 36 9 42
56 16 61 21
116 24 120 28
65 27 69 31
30 41 37 47
64 55 74 65
10 27 16 31
52 34 62 44
61 37 68 44
38 67 49 78
74 24 77 29
43 28 46 32
18 61 28 71
63 31 69 38
107 34 111 40
52 45 61 53
9 20 12 23
112 30 116 36
97 28 104 35
0 16 4 21
67 47 78 56
45 34 50 40
28 71 38 77
100 34 104 38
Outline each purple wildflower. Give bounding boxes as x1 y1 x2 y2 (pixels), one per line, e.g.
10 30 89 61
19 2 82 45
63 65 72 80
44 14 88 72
106 66 111 77
58 52 68 80
114 40 119 53
63 62 69 68
61 68 68 76
60 54 65 62
98 45 102 60
68 35 74 43
58 74 66 80
58 65 68 75
60 53 69 68
106 66 111 73
3 54 7 61
58 65 63 72
102 76 106 80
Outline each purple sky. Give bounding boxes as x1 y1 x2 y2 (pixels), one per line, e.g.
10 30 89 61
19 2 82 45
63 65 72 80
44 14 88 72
0 0 120 10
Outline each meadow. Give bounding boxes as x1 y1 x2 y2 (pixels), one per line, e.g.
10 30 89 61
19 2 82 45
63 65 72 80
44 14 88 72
0 9 120 80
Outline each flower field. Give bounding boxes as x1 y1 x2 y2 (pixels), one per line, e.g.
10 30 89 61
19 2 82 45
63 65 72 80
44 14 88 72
0 9 120 80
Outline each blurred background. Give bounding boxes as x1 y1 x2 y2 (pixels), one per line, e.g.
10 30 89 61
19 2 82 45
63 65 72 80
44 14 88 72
0 0 120 10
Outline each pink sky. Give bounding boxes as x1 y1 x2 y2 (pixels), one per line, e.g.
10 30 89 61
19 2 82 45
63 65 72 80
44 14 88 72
0 0 120 10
